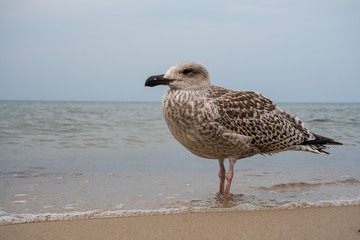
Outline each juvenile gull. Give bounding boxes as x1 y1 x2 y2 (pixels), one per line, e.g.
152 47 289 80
145 61 342 199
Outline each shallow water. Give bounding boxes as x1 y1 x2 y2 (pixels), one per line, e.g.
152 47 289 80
0 101 359 224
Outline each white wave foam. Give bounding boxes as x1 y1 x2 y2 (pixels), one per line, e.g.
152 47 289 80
14 194 28 198
12 200 27 204
1 197 360 225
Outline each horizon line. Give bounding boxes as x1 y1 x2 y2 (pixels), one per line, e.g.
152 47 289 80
0 99 359 104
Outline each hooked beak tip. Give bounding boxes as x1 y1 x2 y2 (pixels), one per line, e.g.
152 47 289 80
145 74 172 87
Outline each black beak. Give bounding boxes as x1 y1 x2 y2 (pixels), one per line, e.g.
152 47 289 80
145 74 173 87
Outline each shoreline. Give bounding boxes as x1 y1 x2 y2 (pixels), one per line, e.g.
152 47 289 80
1 206 359 240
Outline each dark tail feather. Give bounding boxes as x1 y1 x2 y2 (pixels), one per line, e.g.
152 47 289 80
301 133 343 146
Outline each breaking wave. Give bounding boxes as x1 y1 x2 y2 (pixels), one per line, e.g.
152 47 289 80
1 197 360 225
259 177 360 191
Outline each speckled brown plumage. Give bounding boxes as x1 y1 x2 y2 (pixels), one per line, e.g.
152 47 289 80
162 85 318 159
145 61 342 198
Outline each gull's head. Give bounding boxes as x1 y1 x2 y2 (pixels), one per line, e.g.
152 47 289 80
145 61 211 90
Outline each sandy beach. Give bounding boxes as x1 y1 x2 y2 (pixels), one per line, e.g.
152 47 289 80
1 206 359 240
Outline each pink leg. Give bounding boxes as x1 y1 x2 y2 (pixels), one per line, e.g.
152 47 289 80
218 159 225 195
225 158 236 199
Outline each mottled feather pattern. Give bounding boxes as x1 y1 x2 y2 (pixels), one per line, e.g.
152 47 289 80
162 85 319 160
163 89 256 159
208 86 316 154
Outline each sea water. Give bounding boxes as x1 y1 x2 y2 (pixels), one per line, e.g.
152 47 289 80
0 101 359 224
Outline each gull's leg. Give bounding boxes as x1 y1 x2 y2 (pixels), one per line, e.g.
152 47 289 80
225 157 236 199
218 159 225 195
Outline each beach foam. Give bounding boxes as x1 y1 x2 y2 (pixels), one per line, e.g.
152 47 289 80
1 197 360 225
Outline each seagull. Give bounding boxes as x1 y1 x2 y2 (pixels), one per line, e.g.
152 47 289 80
145 61 342 199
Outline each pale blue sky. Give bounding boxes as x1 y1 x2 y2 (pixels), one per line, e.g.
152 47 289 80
1 0 359 102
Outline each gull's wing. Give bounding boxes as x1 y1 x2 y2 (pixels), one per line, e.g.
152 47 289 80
207 86 315 154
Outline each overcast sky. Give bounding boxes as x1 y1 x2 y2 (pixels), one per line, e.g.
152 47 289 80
1 0 359 102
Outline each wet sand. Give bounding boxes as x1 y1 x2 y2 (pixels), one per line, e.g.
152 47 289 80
1 206 359 240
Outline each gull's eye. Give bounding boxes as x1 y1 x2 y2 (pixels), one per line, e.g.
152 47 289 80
183 69 193 75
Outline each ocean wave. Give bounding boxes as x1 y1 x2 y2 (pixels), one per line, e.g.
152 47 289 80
1 197 360 226
309 118 331 123
259 177 360 192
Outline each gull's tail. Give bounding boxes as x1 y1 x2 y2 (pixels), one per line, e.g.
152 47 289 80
300 133 343 154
